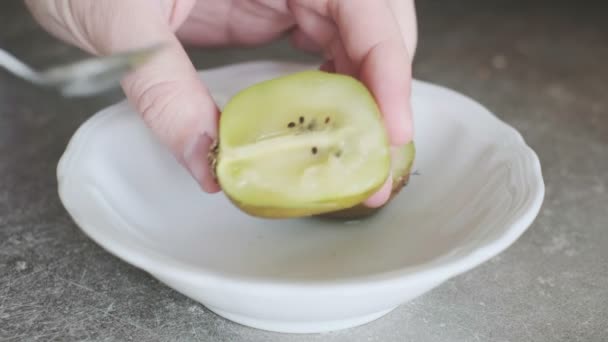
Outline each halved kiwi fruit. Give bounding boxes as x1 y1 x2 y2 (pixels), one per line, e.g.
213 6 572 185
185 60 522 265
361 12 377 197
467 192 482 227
210 70 415 219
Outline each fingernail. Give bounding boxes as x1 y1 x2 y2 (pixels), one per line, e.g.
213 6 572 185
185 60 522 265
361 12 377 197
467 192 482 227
182 132 221 193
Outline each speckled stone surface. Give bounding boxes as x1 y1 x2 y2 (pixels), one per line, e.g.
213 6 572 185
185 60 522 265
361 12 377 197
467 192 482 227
1 1 607 341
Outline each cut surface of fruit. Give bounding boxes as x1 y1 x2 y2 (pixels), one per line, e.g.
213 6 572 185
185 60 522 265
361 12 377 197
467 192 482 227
213 70 391 217
390 142 416 188
319 141 416 219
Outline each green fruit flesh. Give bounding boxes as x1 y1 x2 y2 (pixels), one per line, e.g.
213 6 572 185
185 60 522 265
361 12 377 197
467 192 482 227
319 141 416 219
390 142 416 188
215 70 391 217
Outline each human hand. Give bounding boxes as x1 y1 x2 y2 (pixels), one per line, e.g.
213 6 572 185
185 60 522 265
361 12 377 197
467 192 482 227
25 0 417 208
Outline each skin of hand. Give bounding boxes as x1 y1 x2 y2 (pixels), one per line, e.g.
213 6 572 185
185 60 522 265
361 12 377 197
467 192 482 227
25 0 418 208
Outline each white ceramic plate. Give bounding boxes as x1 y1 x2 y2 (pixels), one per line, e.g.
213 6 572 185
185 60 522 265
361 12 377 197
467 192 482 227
57 61 544 334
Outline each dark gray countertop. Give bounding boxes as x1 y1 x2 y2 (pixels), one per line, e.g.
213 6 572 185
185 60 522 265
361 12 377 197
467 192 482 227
1 1 607 341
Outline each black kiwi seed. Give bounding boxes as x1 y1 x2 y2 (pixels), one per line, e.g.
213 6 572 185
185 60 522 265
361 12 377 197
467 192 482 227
325 117 330 124
288 122 295 128
312 147 318 154
335 150 342 158
299 116 305 124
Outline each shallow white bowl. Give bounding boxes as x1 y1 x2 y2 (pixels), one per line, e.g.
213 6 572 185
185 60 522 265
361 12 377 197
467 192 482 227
57 61 544 334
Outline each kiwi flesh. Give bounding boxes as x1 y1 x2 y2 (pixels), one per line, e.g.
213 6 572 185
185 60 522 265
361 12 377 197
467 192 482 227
318 142 415 219
210 70 414 219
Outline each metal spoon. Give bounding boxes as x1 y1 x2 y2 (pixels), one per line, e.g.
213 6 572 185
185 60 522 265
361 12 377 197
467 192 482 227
0 44 165 97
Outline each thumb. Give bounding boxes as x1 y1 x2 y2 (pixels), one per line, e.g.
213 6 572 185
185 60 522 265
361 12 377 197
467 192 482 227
105 1 221 193
27 0 220 192
121 38 221 193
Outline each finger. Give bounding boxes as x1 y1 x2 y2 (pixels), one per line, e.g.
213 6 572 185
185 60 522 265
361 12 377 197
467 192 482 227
328 38 356 77
29 0 220 192
177 0 293 46
290 29 323 53
108 5 221 193
159 0 197 31
329 0 414 145
387 0 418 59
25 0 195 54
289 2 337 59
319 60 336 73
